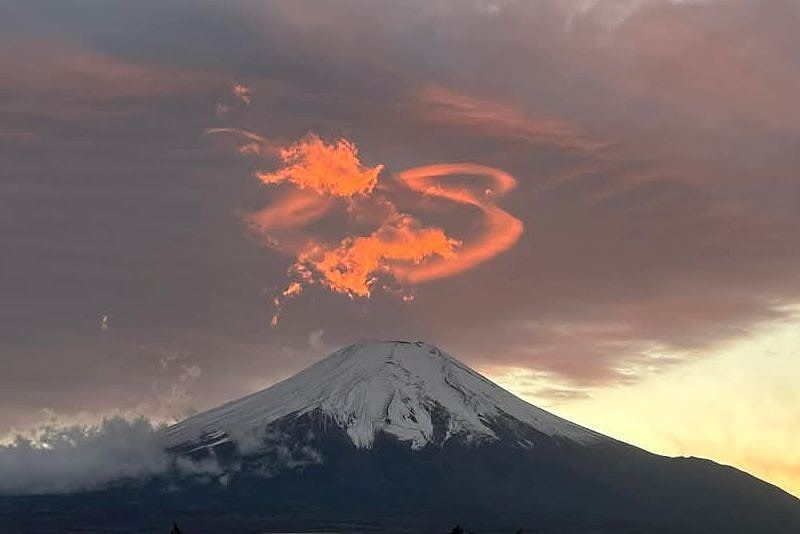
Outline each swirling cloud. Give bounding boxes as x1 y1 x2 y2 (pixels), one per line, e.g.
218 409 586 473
209 85 523 325
394 163 523 284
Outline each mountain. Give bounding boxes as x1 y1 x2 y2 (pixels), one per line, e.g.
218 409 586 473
2 340 799 533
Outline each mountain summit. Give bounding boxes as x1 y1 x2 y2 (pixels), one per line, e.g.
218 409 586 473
166 340 601 451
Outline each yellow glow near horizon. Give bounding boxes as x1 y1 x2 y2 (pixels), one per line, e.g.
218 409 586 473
486 309 800 499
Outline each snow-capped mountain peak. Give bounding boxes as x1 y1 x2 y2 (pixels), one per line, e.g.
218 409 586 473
166 340 602 451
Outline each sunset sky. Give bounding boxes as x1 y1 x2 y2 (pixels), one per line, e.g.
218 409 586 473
1 1 798 497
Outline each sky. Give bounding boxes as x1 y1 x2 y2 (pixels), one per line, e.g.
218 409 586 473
0 0 798 497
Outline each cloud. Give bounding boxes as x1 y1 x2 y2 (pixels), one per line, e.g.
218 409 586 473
210 84 526 323
610 0 800 134
295 212 459 298
140 350 206 422
412 84 608 152
393 163 523 284
244 141 525 320
307 329 326 352
0 39 220 122
231 82 252 105
0 417 171 495
256 134 383 196
484 365 593 407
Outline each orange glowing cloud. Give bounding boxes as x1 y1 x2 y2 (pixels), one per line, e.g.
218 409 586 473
247 189 333 234
256 134 383 197
294 214 460 298
260 158 522 324
395 163 524 283
209 91 523 325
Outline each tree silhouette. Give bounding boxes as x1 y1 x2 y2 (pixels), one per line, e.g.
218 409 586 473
170 522 182 534
449 526 464 534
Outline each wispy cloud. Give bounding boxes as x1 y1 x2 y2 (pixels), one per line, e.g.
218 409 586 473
0 40 220 121
413 84 608 152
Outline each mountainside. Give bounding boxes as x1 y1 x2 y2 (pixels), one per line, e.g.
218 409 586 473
166 340 602 451
2 340 799 533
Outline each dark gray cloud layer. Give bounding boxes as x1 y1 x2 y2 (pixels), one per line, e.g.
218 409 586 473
1 0 799 432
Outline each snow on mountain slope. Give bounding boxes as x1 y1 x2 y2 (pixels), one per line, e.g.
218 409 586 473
165 340 604 451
